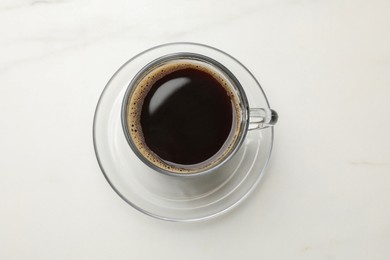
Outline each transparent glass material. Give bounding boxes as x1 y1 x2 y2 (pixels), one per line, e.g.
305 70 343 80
93 43 275 221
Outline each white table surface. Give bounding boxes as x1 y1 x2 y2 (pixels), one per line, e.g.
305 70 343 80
1 0 389 259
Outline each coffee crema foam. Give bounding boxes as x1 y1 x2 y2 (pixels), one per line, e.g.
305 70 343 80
126 60 243 174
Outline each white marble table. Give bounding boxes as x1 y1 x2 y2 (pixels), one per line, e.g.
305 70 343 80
1 0 389 259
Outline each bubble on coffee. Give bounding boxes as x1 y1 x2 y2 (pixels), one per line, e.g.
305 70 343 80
126 59 243 174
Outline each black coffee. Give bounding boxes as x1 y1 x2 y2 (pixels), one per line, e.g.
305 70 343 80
140 68 233 165
126 60 242 174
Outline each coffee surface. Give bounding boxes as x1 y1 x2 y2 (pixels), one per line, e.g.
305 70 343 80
140 68 233 165
126 60 242 173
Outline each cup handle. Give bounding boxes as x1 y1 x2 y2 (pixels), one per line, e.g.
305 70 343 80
248 108 278 130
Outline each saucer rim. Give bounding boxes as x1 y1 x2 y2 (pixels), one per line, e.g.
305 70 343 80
93 42 274 222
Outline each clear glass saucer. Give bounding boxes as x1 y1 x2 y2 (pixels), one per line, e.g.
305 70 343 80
93 43 274 222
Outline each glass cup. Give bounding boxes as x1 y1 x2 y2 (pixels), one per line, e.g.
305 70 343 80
121 52 278 176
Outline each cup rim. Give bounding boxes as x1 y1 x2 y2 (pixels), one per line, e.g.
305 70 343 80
121 52 250 177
